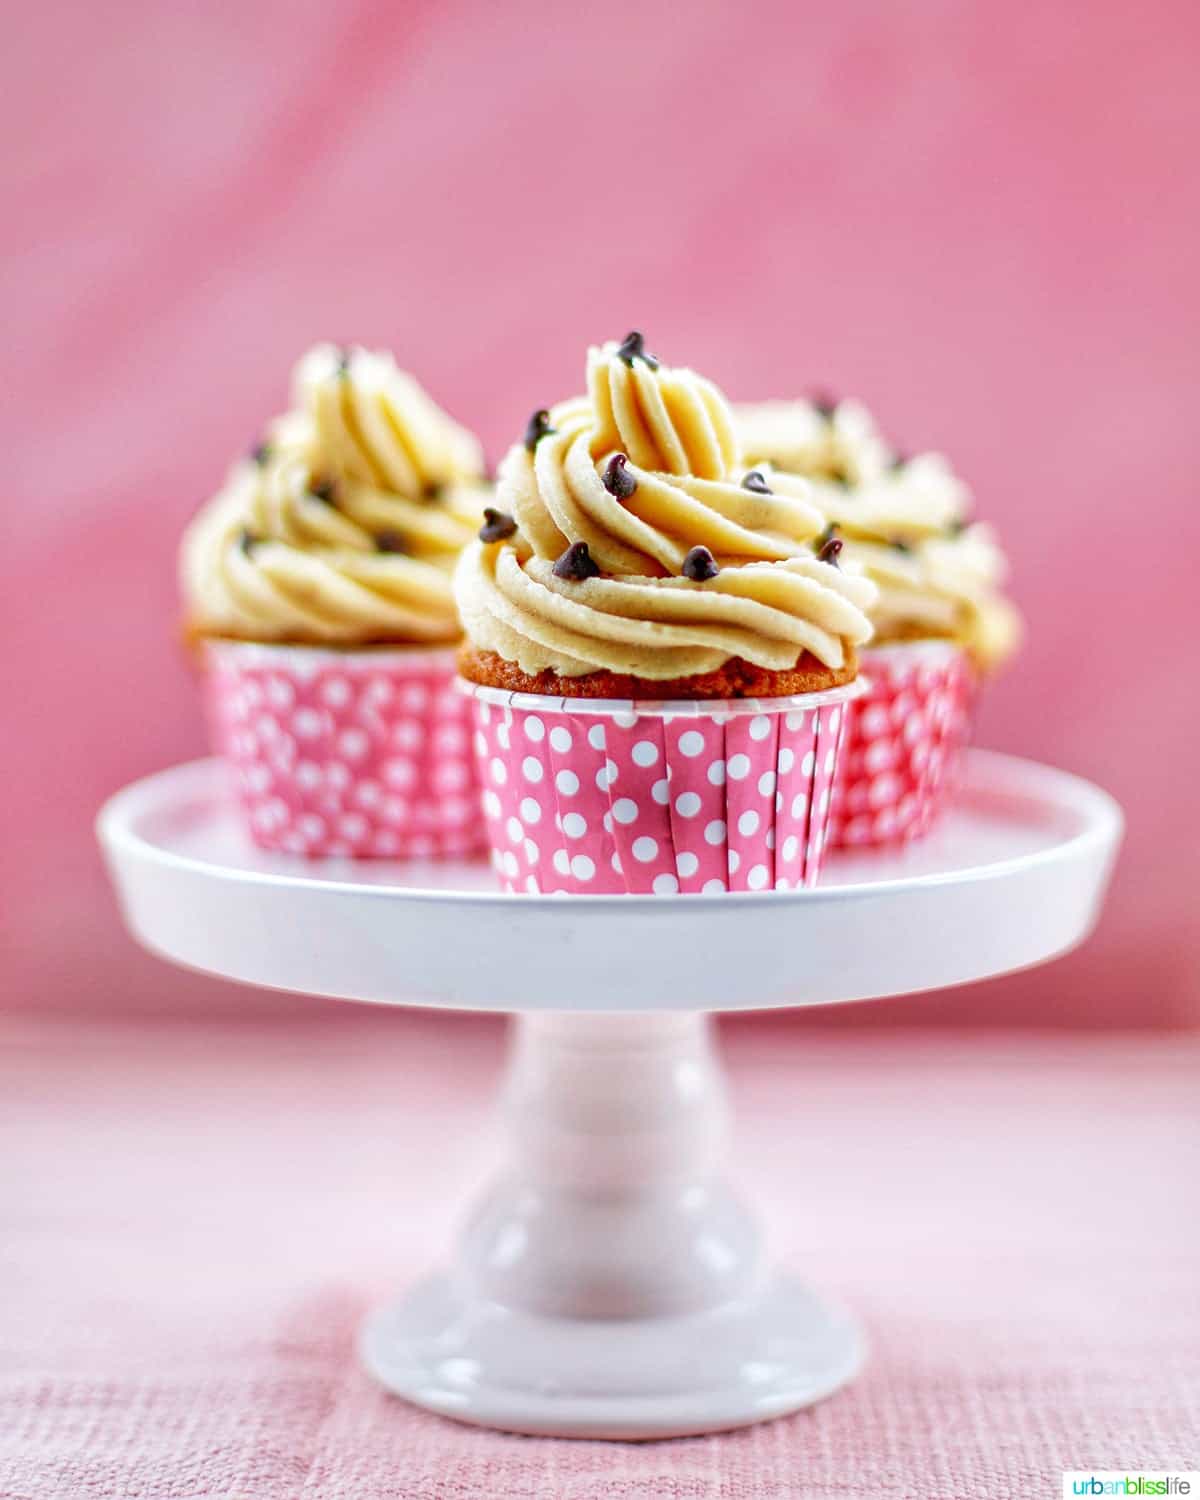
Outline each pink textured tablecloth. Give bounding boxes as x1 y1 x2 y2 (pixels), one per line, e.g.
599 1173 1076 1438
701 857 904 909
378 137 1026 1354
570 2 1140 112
2 1015 1196 1498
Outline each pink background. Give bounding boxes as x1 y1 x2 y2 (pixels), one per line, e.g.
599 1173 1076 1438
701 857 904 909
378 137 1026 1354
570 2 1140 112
5 0 1198 1025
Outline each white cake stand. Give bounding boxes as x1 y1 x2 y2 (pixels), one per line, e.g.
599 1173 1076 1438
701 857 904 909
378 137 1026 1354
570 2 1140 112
98 749 1121 1441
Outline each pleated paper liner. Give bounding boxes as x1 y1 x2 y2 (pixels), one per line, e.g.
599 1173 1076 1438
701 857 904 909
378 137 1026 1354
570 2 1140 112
464 680 863 894
827 640 977 849
204 640 484 858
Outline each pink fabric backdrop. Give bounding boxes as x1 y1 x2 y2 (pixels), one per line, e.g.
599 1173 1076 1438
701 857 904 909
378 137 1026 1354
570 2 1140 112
5 0 1198 1023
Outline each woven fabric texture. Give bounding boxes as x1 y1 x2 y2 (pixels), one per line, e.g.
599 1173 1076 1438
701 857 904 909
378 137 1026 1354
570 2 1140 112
2 1016 1196 1498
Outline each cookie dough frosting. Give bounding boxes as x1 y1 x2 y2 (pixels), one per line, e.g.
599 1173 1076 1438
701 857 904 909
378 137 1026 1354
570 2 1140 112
181 345 487 645
737 400 1020 671
454 336 877 683
736 397 892 488
292 344 483 495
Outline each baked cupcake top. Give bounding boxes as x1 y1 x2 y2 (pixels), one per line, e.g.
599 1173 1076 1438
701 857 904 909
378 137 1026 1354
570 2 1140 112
180 344 487 645
736 398 1020 671
454 335 877 684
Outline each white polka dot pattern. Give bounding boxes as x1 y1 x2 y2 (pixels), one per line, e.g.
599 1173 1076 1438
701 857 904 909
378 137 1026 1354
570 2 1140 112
828 642 977 849
204 642 483 859
467 693 849 895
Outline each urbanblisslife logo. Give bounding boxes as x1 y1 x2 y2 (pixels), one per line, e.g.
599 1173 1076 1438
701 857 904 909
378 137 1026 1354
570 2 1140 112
1063 1476 1197 1497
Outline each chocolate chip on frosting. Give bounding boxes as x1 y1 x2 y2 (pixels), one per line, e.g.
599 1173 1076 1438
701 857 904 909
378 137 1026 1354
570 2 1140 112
816 534 846 567
524 409 555 452
552 541 600 581
815 522 837 547
741 469 772 495
375 530 407 553
310 478 338 505
682 545 720 581
615 330 660 370
602 454 638 500
479 507 518 543
238 528 259 556
811 390 838 419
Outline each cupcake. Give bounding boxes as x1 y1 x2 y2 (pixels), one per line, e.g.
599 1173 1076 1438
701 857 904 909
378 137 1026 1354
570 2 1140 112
455 334 877 894
737 396 1021 847
180 343 490 858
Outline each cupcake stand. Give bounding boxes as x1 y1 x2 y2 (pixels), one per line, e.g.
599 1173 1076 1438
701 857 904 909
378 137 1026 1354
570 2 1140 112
98 749 1121 1441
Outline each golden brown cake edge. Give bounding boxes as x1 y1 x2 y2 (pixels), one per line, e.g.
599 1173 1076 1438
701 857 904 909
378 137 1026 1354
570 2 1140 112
456 646 858 700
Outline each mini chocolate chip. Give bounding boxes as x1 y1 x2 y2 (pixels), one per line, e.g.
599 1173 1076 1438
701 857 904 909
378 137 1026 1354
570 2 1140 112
250 441 271 467
811 390 838 419
375 530 406 553
890 537 913 554
238 528 259 556
479 507 518 543
602 454 638 500
741 469 772 495
816 535 843 567
815 522 839 549
682 545 720 581
310 478 338 505
553 541 600 581
524 409 555 451
422 481 445 500
615 330 659 369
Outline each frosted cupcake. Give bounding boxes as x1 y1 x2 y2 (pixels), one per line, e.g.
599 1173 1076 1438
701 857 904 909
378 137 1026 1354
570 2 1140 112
737 396 1020 846
455 335 877 894
180 343 490 859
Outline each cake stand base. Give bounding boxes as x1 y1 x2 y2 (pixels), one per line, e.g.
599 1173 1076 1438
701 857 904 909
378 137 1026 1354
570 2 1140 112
360 1012 862 1439
361 1272 863 1441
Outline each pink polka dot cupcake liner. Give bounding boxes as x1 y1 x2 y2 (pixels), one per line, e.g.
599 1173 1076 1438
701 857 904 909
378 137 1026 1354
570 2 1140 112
464 681 863 895
203 641 484 859
827 641 977 849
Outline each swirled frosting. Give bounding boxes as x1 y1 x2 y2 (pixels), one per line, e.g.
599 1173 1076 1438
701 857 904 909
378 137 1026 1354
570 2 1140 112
181 346 487 645
454 339 877 681
737 401 1020 671
292 343 483 494
735 397 892 487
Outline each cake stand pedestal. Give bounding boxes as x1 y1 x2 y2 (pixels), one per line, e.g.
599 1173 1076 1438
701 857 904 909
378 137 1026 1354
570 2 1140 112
98 750 1121 1440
